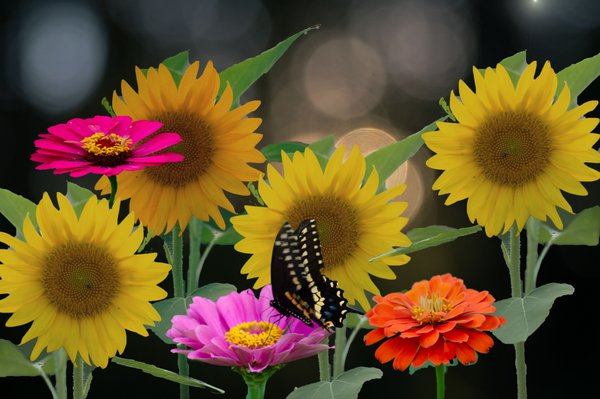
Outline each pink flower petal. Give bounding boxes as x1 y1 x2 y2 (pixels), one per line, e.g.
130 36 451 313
132 133 183 156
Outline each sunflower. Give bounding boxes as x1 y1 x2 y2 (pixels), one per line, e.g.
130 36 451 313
423 61 600 237
0 193 171 368
231 146 411 310
97 61 265 234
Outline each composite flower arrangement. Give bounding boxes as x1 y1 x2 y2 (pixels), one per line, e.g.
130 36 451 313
0 26 599 399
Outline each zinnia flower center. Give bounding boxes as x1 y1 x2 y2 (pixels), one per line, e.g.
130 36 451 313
80 132 132 166
473 111 551 187
224 321 283 349
144 111 215 188
42 242 121 318
286 195 359 268
411 293 451 324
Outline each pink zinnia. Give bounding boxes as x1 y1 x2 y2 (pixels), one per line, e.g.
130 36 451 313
31 115 183 177
167 286 331 373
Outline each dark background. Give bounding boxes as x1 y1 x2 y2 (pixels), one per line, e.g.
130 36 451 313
1 0 599 398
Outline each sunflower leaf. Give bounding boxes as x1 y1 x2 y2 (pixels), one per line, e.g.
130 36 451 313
111 356 224 393
150 283 236 343
66 181 96 216
492 283 574 344
0 188 37 237
499 50 527 84
0 339 57 377
369 225 481 260
557 51 600 106
365 117 444 192
161 50 190 86
261 141 308 162
286 367 382 399
408 358 461 375
538 206 600 246
308 134 336 168
219 25 319 103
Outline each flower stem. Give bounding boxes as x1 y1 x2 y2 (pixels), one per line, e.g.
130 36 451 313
169 224 185 298
72 357 84 399
524 219 540 294
318 340 331 381
515 342 527 399
177 354 190 399
333 325 347 378
435 364 446 399
341 315 368 368
55 349 68 399
107 175 118 209
235 366 281 399
503 226 527 399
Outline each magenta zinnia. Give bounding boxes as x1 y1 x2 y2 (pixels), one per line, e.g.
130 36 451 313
31 115 183 177
167 285 331 373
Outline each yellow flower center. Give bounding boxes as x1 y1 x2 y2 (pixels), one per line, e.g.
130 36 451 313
411 293 451 324
287 195 359 268
224 321 283 349
80 132 132 166
144 111 215 188
42 242 121 318
473 111 551 187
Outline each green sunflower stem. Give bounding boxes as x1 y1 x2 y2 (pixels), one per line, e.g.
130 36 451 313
524 219 540 294
435 364 446 399
107 175 118 209
177 353 190 399
234 365 281 399
72 357 88 399
503 226 527 399
165 224 189 399
317 342 331 382
333 324 347 378
55 349 68 399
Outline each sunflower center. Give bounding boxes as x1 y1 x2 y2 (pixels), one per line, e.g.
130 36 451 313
80 132 132 166
42 242 121 318
224 321 283 349
473 111 551 187
287 196 359 268
411 293 451 325
144 111 215 187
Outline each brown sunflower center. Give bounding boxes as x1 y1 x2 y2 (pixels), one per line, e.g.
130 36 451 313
287 195 359 268
473 111 551 187
80 132 132 166
42 242 121 318
144 111 215 187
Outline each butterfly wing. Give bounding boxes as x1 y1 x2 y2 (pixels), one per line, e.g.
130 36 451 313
296 219 364 331
270 221 315 327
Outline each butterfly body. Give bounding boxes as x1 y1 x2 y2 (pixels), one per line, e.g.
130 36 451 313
270 219 362 332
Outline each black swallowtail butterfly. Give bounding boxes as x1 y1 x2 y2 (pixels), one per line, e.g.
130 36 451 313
270 219 362 332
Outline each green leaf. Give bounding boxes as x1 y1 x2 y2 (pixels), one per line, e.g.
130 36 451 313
66 182 95 216
538 206 600 246
261 142 308 162
499 50 527 84
286 367 382 399
365 118 443 191
111 357 224 393
408 358 461 375
492 283 574 344
161 51 190 86
370 225 481 260
308 134 336 169
557 51 600 105
0 339 56 377
191 216 244 246
150 283 236 343
219 26 319 103
0 188 37 237
101 97 116 117
438 97 455 121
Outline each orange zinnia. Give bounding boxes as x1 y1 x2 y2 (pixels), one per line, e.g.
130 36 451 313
364 274 505 371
